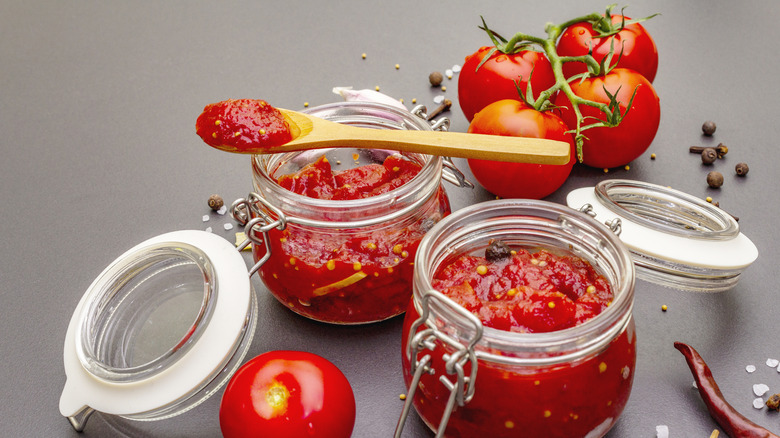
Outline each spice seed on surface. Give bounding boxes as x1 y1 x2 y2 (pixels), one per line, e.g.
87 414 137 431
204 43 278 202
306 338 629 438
702 120 717 136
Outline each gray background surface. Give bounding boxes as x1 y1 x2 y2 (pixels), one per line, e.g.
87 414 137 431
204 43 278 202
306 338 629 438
2 0 779 436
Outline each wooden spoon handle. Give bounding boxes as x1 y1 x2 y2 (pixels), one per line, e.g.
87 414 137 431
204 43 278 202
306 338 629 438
275 108 571 164
321 128 572 164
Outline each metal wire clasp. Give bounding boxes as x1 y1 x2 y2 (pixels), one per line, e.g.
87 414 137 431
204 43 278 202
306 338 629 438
394 289 484 438
579 203 622 236
230 192 288 276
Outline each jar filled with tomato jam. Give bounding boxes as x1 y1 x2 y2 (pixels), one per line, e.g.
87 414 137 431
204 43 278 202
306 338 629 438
397 199 636 438
232 102 465 324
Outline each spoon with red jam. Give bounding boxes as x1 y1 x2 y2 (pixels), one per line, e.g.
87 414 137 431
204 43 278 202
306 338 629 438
195 98 570 165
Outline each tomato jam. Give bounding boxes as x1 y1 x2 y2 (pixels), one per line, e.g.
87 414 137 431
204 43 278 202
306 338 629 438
432 246 613 333
254 153 449 323
400 199 636 437
244 102 458 324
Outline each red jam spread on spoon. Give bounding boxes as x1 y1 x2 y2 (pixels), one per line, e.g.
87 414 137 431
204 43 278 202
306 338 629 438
196 99 292 152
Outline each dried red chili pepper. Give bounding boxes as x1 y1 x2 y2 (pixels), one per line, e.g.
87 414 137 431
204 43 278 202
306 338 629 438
674 342 780 438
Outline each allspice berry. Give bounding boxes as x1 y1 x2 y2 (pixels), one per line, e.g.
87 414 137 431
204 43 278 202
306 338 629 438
208 194 224 211
429 71 444 87
706 171 724 188
735 162 749 176
702 120 717 136
701 148 718 164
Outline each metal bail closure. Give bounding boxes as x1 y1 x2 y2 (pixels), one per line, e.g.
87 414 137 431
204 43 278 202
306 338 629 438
231 192 289 276
567 179 758 292
395 290 483 438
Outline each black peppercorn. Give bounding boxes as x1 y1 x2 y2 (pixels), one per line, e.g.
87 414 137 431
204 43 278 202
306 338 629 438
429 71 443 87
485 239 512 262
706 171 724 188
702 120 717 136
735 162 749 176
208 194 224 211
701 148 718 164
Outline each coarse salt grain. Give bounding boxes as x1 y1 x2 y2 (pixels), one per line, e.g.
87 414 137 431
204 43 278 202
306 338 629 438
767 358 779 368
202 214 210 222
655 425 669 438
433 95 445 104
753 397 765 409
217 205 227 215
452 64 461 73
445 69 453 78
223 223 234 231
746 365 757 373
754 384 770 396
205 227 212 233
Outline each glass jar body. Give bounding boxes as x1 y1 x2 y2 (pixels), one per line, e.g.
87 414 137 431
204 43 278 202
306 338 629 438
401 199 636 437
249 102 452 324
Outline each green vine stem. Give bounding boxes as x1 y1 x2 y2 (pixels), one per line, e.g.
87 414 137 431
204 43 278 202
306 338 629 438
480 5 655 162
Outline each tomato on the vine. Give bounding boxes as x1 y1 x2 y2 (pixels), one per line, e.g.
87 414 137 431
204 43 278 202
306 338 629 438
219 351 356 438
557 14 658 82
467 99 575 199
552 68 660 169
458 46 556 122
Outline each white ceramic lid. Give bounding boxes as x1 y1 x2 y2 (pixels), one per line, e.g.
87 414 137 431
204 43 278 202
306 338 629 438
59 230 254 425
566 180 758 292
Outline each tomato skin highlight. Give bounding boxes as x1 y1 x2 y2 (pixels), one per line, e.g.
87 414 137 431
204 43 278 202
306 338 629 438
466 99 575 199
219 351 356 438
553 68 660 169
458 46 556 122
557 14 658 83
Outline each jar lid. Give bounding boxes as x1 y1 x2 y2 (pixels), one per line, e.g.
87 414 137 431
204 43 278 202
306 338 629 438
566 180 758 292
59 230 256 430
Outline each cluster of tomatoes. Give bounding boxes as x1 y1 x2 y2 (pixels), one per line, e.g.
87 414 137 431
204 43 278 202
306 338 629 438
459 8 661 199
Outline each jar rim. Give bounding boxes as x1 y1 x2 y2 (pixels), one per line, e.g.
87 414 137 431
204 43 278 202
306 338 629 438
75 243 214 382
594 179 740 240
413 199 636 365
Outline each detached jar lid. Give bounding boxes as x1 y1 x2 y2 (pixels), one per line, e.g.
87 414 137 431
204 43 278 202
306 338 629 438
566 180 758 292
59 230 257 431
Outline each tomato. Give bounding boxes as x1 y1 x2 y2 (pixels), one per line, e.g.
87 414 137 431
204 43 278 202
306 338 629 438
466 99 575 199
458 46 556 122
219 351 356 438
557 14 658 83
552 68 660 169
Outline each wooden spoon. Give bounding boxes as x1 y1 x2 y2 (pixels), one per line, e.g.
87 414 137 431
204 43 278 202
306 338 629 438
267 109 570 165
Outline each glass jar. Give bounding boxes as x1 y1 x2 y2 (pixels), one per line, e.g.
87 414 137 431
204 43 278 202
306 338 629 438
397 199 636 438
567 179 758 292
60 230 258 431
232 101 464 324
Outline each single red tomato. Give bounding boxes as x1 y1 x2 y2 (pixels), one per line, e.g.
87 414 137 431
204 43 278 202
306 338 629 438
552 68 660 169
557 14 658 82
458 46 556 122
219 351 356 438
466 99 575 199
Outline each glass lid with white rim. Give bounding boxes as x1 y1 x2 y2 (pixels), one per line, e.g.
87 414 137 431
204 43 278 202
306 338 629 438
59 230 257 431
566 179 758 292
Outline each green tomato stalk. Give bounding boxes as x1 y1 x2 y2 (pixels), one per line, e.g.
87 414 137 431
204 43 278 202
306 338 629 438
479 4 656 162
